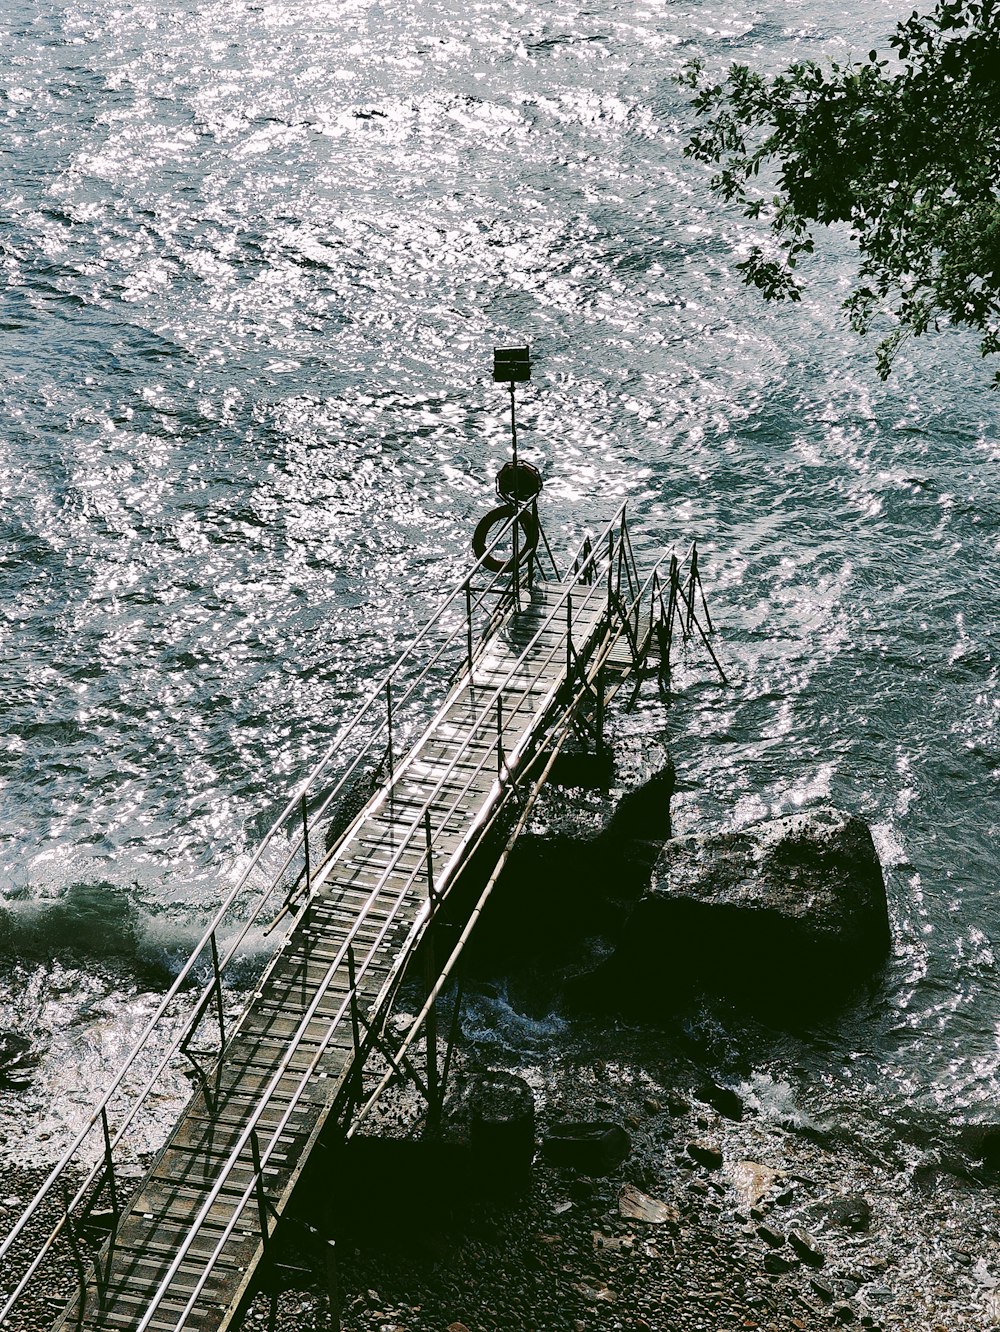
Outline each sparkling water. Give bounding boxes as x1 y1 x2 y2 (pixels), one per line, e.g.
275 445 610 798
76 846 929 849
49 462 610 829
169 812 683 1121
1 0 997 1159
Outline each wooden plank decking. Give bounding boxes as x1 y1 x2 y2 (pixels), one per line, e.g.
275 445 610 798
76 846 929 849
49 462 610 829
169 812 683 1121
54 575 617 1332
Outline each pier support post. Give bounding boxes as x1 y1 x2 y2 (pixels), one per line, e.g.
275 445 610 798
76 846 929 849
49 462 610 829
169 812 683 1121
326 1239 341 1332
596 664 606 758
424 926 440 1134
347 944 363 1106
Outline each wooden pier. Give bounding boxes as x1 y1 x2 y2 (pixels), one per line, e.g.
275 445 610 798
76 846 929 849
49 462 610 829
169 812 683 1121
0 503 720 1332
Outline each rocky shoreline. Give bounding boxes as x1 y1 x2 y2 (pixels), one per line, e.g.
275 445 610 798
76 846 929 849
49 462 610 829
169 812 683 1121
7 1023 996 1332
3 754 997 1331
246 1028 1000 1332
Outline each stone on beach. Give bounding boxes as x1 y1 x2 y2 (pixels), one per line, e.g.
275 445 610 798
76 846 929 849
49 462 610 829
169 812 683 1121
729 1160 783 1208
618 1183 679 1225
541 1122 631 1175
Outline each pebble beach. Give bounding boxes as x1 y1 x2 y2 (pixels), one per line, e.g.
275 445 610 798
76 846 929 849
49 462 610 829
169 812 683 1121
6 1025 998 1332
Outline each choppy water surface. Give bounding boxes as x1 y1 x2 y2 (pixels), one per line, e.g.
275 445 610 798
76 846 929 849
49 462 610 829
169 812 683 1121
1 0 997 1159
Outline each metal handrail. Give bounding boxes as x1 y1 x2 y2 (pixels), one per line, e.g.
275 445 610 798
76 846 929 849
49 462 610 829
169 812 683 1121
0 502 546 1317
135 510 633 1332
0 504 625 1323
347 552 669 1136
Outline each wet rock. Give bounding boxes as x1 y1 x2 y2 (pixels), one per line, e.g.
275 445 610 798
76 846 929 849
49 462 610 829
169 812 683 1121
569 807 890 1018
756 1224 785 1249
686 1140 723 1170
469 1071 535 1196
541 1122 631 1176
789 1228 825 1267
823 1195 873 1232
618 1183 679 1225
472 739 675 969
811 1276 837 1302
958 1123 1000 1172
729 1161 783 1209
863 1285 894 1304
696 1082 744 1121
0 1031 37 1090
763 1252 797 1275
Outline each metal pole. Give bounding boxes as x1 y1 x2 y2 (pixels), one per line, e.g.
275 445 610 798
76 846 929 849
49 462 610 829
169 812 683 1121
61 1186 88 1331
606 530 614 618
300 794 311 897
686 549 697 635
210 931 226 1051
496 695 504 780
424 809 435 905
527 500 537 590
100 1107 119 1219
439 977 465 1107
566 593 573 678
347 944 362 1105
385 680 394 778
250 1130 270 1254
465 581 473 674
667 555 680 645
596 664 605 757
512 503 520 611
509 381 518 469
694 545 715 632
424 927 439 1133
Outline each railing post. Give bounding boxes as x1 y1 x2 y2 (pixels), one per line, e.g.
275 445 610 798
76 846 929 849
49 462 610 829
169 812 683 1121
596 664 606 757
439 977 465 1111
496 696 504 780
61 1186 88 1331
566 592 573 678
210 930 226 1051
300 794 311 897
465 581 473 674
100 1107 119 1219
686 548 697 635
347 944 362 1106
99 1106 119 1312
250 1129 270 1254
512 504 521 612
527 500 538 589
424 809 435 905
693 543 715 632
667 554 680 642
606 531 614 621
386 680 394 778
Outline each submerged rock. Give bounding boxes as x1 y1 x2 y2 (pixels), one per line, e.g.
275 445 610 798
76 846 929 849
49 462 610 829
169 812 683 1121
569 807 890 1019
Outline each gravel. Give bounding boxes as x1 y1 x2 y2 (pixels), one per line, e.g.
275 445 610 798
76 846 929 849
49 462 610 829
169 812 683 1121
4 1038 999 1332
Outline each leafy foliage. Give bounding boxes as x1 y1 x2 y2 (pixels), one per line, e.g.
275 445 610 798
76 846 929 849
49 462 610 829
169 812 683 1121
681 0 1000 379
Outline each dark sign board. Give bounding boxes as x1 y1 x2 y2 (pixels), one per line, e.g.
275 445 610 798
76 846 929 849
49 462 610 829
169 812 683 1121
493 346 531 383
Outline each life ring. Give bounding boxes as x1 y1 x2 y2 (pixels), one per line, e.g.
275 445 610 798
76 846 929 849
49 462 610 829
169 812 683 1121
472 504 539 574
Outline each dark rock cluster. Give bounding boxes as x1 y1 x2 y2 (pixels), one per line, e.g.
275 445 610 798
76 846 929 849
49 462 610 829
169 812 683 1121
570 807 891 1021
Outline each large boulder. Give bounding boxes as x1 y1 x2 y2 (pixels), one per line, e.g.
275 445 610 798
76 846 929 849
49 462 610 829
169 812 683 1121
569 807 890 1019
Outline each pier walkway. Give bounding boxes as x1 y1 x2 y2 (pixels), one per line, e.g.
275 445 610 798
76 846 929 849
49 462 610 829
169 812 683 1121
0 504 708 1332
